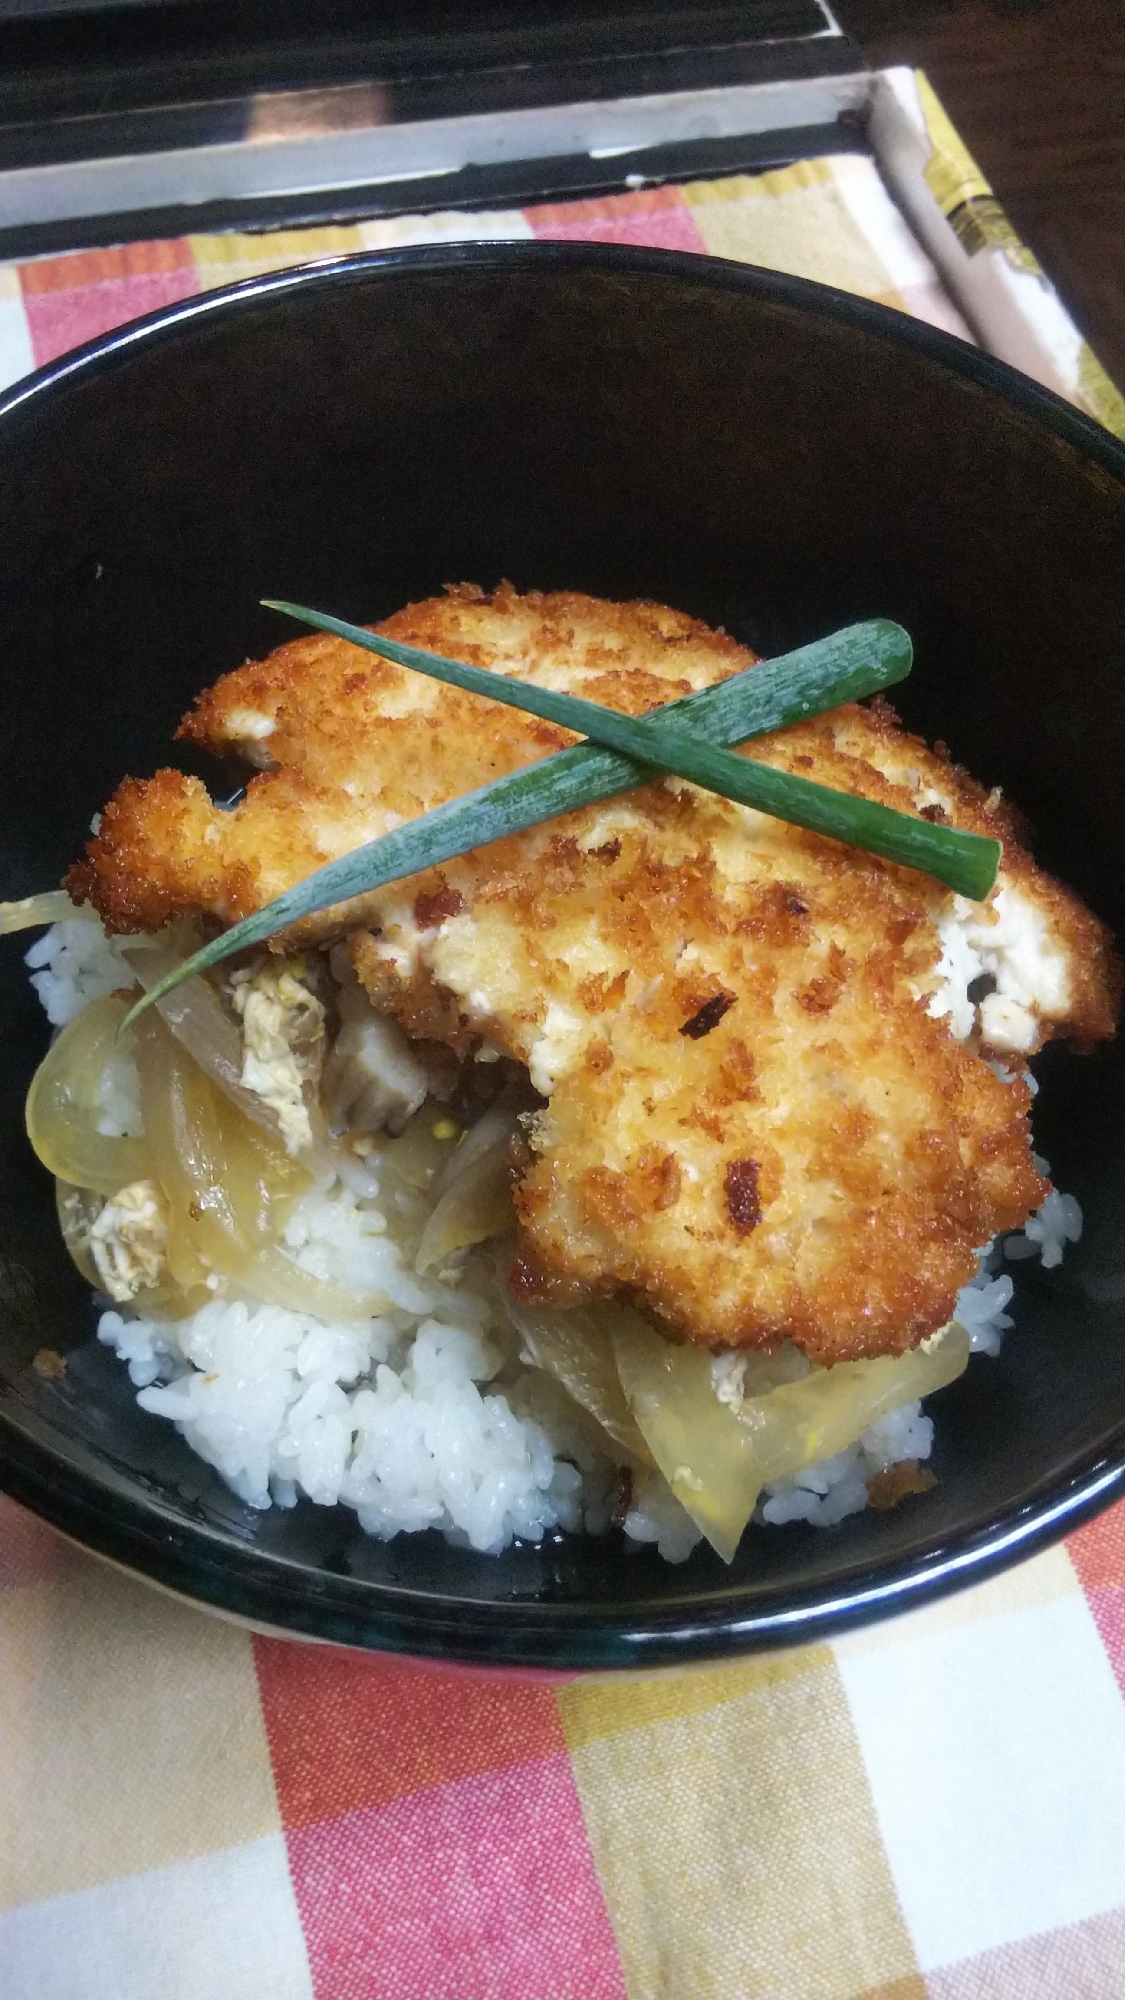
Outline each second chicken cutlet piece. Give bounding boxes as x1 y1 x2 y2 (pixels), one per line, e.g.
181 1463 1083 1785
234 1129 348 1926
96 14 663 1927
67 585 1119 1362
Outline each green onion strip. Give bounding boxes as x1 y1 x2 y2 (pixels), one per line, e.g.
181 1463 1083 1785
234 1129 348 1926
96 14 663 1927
123 610 999 1028
266 601 999 896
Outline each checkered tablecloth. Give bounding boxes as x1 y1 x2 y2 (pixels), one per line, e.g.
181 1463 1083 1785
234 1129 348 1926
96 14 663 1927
4 1494 1125 1997
0 151 972 391
3 142 1125 2000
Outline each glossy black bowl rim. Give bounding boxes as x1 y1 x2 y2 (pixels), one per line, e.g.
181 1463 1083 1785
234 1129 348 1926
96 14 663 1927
2 238 1124 1672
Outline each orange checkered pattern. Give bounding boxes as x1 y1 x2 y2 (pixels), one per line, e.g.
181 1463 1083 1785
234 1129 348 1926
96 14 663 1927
0 154 973 398
3 1497 1125 1996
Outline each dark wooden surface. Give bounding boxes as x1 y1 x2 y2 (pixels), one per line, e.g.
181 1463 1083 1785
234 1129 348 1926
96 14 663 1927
838 0 1125 390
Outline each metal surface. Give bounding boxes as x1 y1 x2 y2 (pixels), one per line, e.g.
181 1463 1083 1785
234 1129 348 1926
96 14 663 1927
0 0 860 251
0 72 870 244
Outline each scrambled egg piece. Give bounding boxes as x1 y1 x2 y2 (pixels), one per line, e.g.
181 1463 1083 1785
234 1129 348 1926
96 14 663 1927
90 1179 169 1301
230 960 325 1153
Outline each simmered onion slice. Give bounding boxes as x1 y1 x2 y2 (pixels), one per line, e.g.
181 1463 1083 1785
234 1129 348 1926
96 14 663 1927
415 1099 518 1272
611 1316 970 1561
123 942 273 1133
26 993 153 1194
504 1297 655 1466
126 940 379 1199
132 1011 387 1323
55 1179 103 1286
365 1104 457 1193
2 890 98 934
54 1178 209 1317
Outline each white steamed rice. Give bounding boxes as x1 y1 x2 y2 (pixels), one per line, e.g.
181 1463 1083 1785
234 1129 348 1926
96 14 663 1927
30 908 1081 1561
25 914 129 1026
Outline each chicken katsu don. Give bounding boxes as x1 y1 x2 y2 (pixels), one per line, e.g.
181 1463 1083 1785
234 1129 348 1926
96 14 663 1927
66 585 1120 1365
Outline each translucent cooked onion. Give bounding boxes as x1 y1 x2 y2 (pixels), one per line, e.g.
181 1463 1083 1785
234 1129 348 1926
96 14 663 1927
364 1102 459 1192
123 943 278 1135
55 1177 210 1317
55 1179 103 1286
127 941 375 1197
504 1296 655 1465
414 1099 518 1272
414 1162 513 1272
430 1095 517 1200
1 891 97 935
611 1316 970 1561
132 1010 384 1323
26 993 154 1193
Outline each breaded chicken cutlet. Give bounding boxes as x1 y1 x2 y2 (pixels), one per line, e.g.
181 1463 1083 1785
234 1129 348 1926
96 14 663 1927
67 586 1120 1364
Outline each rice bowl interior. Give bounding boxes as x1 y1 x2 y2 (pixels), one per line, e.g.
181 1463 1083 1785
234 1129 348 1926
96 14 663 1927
1 243 1124 1667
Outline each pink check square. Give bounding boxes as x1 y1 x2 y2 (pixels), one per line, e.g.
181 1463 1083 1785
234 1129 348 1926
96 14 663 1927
527 186 706 254
287 1750 625 2000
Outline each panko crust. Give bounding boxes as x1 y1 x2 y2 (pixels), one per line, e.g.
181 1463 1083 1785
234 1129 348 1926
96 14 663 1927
827 696 1120 1049
494 831 1045 1360
64 584 1120 1361
66 585 750 938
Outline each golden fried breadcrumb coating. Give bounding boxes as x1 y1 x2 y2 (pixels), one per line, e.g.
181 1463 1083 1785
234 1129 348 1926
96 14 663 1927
66 585 1120 1362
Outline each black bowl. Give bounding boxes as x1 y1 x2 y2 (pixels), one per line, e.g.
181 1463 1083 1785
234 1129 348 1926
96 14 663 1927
2 242 1124 1672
